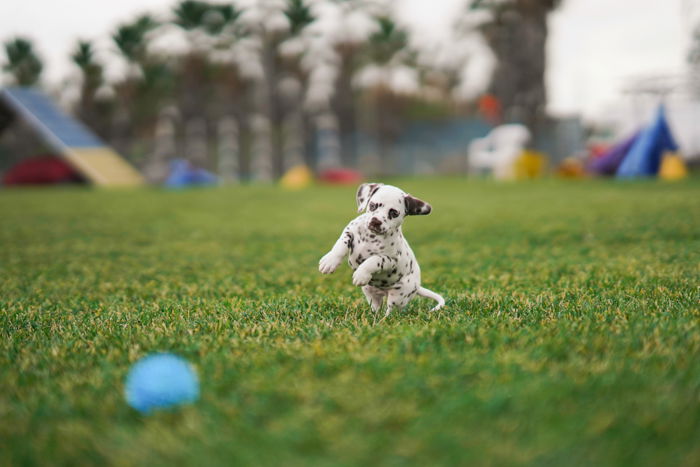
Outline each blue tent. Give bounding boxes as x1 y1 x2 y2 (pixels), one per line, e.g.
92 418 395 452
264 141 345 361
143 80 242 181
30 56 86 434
164 159 217 187
616 105 679 178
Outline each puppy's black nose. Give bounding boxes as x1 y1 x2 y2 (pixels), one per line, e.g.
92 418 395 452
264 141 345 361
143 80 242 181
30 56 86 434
370 217 381 228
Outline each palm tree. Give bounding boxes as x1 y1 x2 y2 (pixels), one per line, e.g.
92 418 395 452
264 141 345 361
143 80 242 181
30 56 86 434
71 40 103 123
111 14 167 161
359 15 414 171
284 0 314 35
253 0 318 176
323 0 378 168
238 0 316 179
172 1 246 172
172 1 243 116
331 42 360 168
173 0 212 124
366 16 408 65
471 0 563 141
205 4 249 178
202 3 242 37
281 0 317 169
251 1 291 179
173 1 209 33
112 14 159 71
2 37 43 86
173 1 243 47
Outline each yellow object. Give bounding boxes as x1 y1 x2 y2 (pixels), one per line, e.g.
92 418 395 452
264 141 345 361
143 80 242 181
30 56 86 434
514 150 547 179
64 148 145 187
280 165 313 189
556 157 587 179
659 152 688 181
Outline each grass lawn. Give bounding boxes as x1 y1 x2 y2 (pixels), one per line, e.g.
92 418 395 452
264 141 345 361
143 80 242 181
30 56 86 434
1 178 699 466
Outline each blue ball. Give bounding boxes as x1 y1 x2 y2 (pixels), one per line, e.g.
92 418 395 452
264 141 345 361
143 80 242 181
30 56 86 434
125 353 199 414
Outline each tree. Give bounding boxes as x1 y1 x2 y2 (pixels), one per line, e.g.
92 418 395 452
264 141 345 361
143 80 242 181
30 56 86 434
171 1 248 173
173 0 217 123
111 14 170 160
280 0 317 169
242 0 319 178
2 37 43 86
322 0 378 168
173 1 210 33
357 15 416 171
248 0 291 179
284 0 315 36
112 15 159 71
172 0 244 120
366 16 408 66
472 0 563 141
70 40 104 124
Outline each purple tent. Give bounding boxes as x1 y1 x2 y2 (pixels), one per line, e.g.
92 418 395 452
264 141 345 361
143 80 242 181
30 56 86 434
588 131 640 176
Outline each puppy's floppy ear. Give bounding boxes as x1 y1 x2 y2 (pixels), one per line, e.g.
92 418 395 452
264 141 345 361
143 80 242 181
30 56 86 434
356 183 382 212
404 194 432 215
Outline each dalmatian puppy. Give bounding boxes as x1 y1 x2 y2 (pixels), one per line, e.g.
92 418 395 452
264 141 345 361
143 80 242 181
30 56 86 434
319 183 445 316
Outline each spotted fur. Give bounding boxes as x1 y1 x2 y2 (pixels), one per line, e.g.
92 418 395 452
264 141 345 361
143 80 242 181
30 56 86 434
319 183 445 316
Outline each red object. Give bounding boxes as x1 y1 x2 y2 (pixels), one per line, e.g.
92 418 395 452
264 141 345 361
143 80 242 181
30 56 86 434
478 94 502 125
588 144 610 159
318 168 363 185
3 156 83 185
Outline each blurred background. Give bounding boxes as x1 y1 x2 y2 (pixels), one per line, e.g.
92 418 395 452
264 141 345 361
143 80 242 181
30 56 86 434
1 0 699 186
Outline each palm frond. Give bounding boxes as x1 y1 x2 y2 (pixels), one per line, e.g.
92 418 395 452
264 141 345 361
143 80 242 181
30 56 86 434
284 0 315 36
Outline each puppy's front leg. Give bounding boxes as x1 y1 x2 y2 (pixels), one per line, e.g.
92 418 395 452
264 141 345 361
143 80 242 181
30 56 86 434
352 255 396 286
319 229 352 274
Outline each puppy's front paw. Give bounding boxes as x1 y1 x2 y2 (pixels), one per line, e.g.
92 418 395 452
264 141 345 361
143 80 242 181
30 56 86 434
352 268 372 286
319 252 342 274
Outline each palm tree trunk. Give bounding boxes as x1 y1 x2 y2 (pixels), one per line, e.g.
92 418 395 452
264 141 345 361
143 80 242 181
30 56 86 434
261 36 286 179
332 48 358 168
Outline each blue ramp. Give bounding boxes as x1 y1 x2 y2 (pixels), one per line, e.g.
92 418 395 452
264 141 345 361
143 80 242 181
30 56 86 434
0 87 144 186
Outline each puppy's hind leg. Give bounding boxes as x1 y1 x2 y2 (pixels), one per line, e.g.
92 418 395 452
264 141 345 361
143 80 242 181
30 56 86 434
362 285 385 313
385 288 414 318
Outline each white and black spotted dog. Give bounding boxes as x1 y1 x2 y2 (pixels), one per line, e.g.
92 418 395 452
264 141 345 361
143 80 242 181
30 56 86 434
319 183 445 316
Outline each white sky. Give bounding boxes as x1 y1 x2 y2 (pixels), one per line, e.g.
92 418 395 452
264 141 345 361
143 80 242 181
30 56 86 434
0 0 697 121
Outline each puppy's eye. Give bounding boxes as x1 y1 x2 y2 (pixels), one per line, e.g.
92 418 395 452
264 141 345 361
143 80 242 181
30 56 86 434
369 203 377 212
388 209 399 219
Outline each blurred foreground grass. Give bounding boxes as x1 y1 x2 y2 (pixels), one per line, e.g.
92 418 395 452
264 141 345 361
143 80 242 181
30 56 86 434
1 178 699 466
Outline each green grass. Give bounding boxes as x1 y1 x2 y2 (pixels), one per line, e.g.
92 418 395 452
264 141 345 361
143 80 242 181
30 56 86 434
1 178 699 466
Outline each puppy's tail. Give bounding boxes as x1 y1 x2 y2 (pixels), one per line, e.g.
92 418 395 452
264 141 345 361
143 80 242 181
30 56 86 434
417 287 445 311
